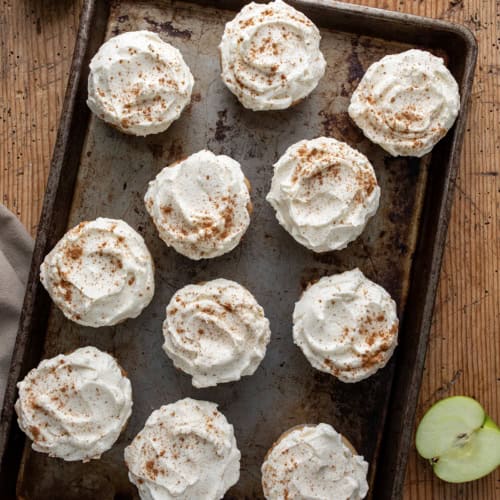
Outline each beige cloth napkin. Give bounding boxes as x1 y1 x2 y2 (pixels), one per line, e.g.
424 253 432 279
0 205 33 407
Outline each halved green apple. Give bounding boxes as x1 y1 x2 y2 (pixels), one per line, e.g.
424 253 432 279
415 396 500 483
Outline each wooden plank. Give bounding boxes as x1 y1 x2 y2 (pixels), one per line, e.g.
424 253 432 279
0 1 498 498
0 0 83 234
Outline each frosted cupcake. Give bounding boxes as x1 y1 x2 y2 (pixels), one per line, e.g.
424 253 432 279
293 268 399 383
124 398 240 500
87 30 194 136
15 346 132 462
219 0 326 110
348 49 460 157
145 150 252 260
262 423 369 499
266 137 380 252
40 218 155 327
163 278 271 387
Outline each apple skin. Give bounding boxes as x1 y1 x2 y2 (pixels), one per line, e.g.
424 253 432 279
483 415 500 432
415 396 500 484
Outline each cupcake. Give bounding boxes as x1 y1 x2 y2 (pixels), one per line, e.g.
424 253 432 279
261 423 369 499
87 30 194 136
40 218 155 327
124 398 240 500
144 150 252 260
163 278 271 388
219 0 326 110
266 137 380 252
15 346 132 462
293 268 398 383
348 49 460 157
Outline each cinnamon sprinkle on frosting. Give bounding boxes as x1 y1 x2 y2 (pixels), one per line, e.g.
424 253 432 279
40 218 154 327
163 278 271 387
267 137 380 252
262 424 369 499
219 0 326 110
348 49 460 157
87 30 194 136
144 150 251 260
293 268 399 383
124 398 240 499
15 346 132 462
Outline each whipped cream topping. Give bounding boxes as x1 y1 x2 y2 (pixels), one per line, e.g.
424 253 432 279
15 346 132 462
348 49 460 157
293 268 398 383
163 278 271 388
40 218 155 327
266 137 380 252
145 150 252 260
219 0 326 110
262 424 369 500
87 30 194 136
124 398 240 500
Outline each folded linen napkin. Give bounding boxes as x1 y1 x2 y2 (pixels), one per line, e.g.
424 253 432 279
0 205 33 407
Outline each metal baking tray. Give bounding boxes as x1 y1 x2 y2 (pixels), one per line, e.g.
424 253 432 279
0 0 476 498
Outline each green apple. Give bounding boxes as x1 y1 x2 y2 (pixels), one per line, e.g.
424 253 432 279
415 396 500 483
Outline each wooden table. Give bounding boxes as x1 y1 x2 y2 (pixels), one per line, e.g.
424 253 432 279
1 0 498 498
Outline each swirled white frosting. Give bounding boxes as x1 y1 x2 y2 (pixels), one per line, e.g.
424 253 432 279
40 218 155 327
348 49 460 157
163 278 271 388
293 268 398 383
124 398 240 500
266 137 380 252
87 30 194 136
145 150 252 260
15 346 132 462
219 0 326 110
262 424 369 500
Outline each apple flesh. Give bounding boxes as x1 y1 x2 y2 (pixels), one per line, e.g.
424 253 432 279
415 396 500 483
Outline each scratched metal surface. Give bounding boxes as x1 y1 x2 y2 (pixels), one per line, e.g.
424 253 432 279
17 1 429 498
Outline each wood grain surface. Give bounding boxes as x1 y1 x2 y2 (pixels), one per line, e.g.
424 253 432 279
0 0 498 498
